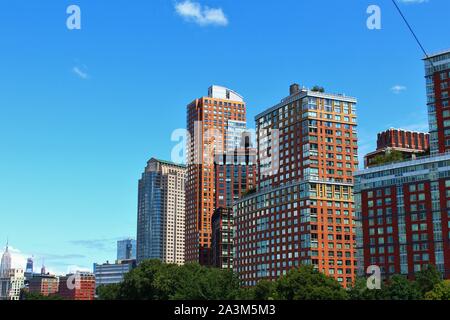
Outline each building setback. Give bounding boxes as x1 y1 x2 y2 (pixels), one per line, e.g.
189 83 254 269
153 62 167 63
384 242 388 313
355 154 450 279
424 49 450 154
137 158 186 265
365 129 430 168
234 84 359 287
185 85 249 265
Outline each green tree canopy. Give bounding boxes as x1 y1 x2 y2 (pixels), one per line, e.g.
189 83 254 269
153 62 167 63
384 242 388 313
415 265 442 295
424 280 450 300
272 266 348 300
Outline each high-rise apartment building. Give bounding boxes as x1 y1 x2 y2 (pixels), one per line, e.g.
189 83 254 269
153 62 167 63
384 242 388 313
364 129 430 168
185 85 249 265
137 158 186 265
355 50 450 280
117 238 136 262
234 84 359 287
355 154 450 279
424 49 450 154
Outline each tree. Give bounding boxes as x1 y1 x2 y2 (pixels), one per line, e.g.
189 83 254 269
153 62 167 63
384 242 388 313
170 263 243 300
251 280 276 300
311 86 325 93
96 284 120 300
348 277 387 300
424 280 450 300
415 265 442 295
272 266 348 300
118 259 178 300
384 275 421 300
22 291 64 300
371 150 404 166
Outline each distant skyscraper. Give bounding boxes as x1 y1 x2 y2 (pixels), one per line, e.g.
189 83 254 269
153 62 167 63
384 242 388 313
0 242 11 278
137 158 186 265
25 257 33 274
185 85 248 265
117 239 136 261
424 49 450 154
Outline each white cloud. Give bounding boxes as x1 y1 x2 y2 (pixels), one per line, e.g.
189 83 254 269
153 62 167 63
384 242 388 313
72 66 89 79
175 0 228 26
1 245 88 276
391 85 407 94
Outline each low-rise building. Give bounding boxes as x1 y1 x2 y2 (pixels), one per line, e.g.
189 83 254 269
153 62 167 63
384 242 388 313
58 272 95 300
93 260 135 288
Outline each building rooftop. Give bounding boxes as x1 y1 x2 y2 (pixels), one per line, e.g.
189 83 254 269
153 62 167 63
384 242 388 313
423 48 450 60
256 85 357 120
148 158 186 168
208 85 244 102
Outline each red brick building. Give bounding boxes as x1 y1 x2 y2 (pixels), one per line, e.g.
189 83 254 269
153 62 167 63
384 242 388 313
28 274 59 297
355 154 450 279
234 84 359 287
424 50 450 154
356 50 450 280
58 272 95 300
364 129 430 168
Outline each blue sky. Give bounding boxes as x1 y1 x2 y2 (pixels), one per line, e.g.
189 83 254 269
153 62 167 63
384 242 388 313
0 0 448 274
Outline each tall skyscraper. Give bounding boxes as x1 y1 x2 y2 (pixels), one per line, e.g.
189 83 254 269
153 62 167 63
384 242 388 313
424 49 450 154
137 158 186 265
185 85 248 265
117 238 136 261
234 84 359 287
0 242 11 278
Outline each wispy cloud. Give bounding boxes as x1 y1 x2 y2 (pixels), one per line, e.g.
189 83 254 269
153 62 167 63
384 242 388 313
175 0 228 26
391 85 407 94
72 66 89 79
69 237 124 251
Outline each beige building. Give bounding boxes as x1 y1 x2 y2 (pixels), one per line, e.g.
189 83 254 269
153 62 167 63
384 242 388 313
0 269 25 300
137 158 186 265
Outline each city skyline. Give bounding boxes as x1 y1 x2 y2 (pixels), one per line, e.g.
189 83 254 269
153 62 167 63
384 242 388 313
1 0 449 274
